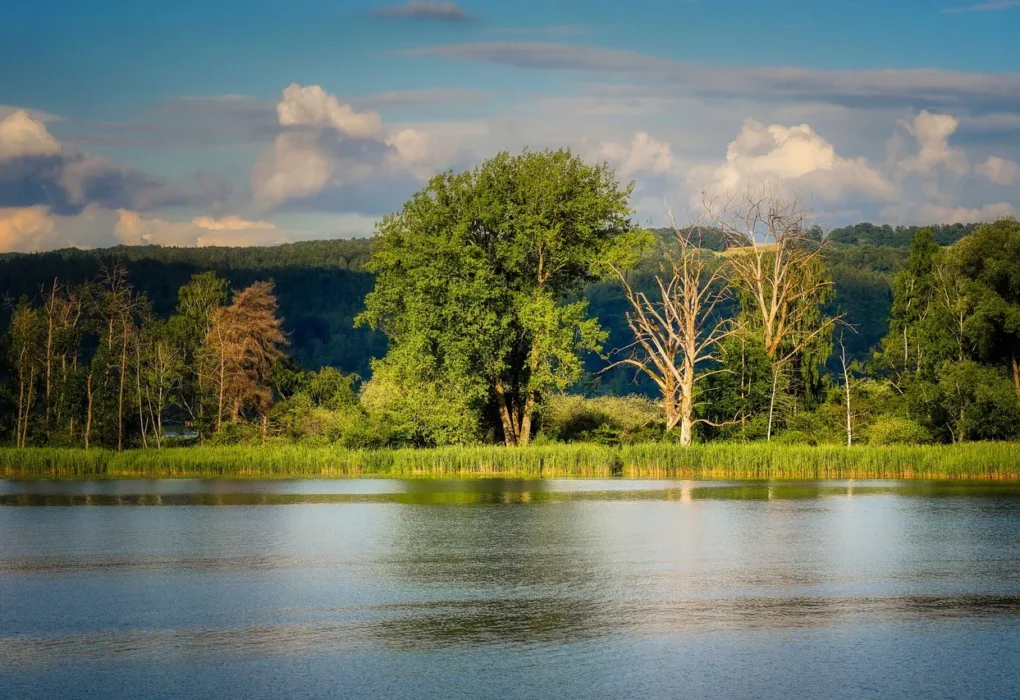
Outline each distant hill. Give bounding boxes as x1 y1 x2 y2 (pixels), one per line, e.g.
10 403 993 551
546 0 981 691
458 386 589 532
827 222 980 247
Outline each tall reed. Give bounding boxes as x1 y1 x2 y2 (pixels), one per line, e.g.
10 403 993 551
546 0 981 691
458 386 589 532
1 443 1019 480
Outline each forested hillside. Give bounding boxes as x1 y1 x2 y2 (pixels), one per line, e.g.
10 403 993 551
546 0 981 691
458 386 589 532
0 240 384 378
0 223 978 390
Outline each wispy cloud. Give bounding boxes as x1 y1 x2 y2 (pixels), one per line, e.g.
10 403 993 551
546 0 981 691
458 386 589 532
349 88 490 110
941 0 1020 13
372 1 471 21
498 25 590 37
401 41 1020 111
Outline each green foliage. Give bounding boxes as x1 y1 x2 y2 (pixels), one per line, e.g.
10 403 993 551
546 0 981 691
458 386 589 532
536 394 664 445
952 219 1020 374
828 222 979 248
0 239 384 377
865 416 932 445
359 355 483 447
5 442 1020 480
359 148 637 445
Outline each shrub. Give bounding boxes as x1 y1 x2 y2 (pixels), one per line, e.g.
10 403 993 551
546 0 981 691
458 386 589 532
866 416 932 445
360 359 482 447
537 394 663 444
773 429 816 445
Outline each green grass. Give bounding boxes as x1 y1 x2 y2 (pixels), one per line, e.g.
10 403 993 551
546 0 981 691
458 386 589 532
2 442 1020 480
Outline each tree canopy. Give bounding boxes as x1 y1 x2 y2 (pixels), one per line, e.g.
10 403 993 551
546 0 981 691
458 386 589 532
358 148 639 446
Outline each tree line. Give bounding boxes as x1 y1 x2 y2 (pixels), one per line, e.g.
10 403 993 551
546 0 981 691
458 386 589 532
3 148 1019 449
4 269 286 448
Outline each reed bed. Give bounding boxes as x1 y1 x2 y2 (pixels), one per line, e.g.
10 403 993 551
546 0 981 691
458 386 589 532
2 442 1020 480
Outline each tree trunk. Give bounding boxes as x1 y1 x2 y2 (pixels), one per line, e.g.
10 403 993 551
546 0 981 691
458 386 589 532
518 391 537 447
44 306 54 423
678 359 695 447
135 338 148 450
117 323 129 452
903 326 909 371
845 381 853 447
16 349 26 449
767 365 780 442
217 354 226 432
494 381 518 447
22 367 35 448
84 374 94 450
679 414 693 447
1012 356 1020 402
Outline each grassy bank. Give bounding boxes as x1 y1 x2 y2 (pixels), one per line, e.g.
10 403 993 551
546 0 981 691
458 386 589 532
2 442 1020 480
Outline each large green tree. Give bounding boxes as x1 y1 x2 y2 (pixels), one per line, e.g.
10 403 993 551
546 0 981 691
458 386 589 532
358 149 638 446
951 218 1020 397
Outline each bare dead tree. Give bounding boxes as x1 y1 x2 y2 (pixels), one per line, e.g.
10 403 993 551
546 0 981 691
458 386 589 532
837 334 866 447
704 185 844 440
607 210 739 445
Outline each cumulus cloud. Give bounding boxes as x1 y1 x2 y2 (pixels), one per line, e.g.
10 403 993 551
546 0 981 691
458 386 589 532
0 206 57 252
252 84 439 209
976 156 1018 184
0 109 220 215
251 132 334 209
687 119 895 203
598 132 674 177
277 84 384 140
897 110 969 177
385 128 435 167
0 110 61 159
372 1 469 21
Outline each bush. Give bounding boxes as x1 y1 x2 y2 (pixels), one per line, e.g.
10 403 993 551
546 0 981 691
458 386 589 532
360 358 482 447
773 429 816 445
537 394 663 444
865 416 932 445
206 422 260 445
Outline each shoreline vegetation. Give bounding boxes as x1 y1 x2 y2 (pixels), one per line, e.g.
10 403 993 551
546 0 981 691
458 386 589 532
3 443 1020 481
5 150 1020 467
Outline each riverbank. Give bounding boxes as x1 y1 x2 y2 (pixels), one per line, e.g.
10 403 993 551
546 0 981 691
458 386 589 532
2 442 1020 480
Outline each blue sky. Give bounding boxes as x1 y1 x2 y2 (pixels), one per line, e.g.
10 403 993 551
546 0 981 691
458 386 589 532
2 0 1020 250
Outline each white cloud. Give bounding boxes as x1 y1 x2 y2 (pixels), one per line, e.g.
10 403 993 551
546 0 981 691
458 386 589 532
277 83 383 140
250 132 333 209
687 119 895 202
191 215 276 231
598 132 674 177
976 156 1018 185
0 206 57 252
0 110 61 160
898 201 1014 224
114 210 287 247
385 128 435 167
897 110 969 177
252 84 444 209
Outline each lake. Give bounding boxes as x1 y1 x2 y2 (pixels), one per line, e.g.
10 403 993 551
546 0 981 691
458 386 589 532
2 478 1020 699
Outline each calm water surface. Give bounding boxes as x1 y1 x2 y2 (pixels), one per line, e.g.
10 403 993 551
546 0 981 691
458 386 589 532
2 478 1020 699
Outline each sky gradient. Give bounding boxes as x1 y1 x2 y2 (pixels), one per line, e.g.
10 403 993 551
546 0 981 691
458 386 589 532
2 0 1020 251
